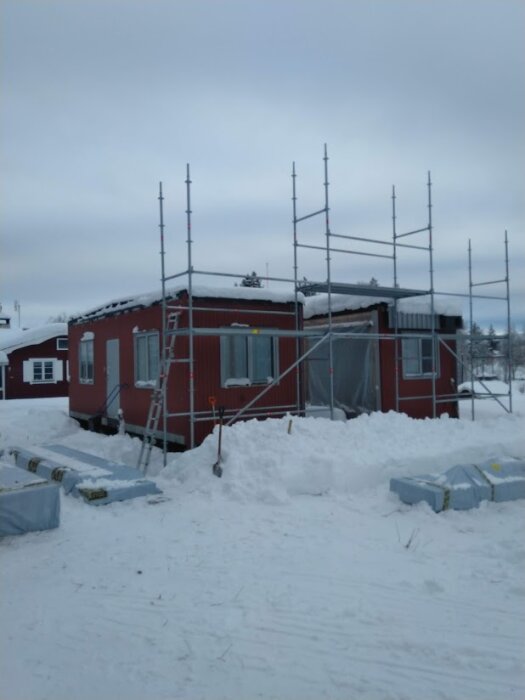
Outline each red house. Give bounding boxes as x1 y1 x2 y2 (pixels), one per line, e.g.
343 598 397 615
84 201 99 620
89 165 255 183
0 323 69 400
304 294 462 419
68 286 304 448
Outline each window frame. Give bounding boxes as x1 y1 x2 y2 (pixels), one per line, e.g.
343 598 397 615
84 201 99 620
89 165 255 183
220 329 279 388
401 335 440 379
32 359 55 383
56 337 68 351
23 358 62 385
134 331 160 387
79 338 94 384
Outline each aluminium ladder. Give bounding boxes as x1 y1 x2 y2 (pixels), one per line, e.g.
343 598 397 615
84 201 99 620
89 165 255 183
136 312 181 473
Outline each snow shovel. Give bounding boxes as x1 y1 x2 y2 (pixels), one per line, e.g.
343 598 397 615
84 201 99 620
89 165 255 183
212 406 225 478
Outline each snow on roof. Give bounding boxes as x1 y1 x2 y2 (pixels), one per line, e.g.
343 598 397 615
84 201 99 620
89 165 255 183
0 323 68 355
72 285 305 322
0 350 8 365
304 293 462 320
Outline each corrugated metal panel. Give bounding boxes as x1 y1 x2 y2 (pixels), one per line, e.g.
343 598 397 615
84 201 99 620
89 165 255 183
388 308 437 330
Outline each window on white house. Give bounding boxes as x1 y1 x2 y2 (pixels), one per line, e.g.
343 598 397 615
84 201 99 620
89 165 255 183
402 336 439 378
22 358 63 384
57 337 68 351
79 339 94 383
134 332 159 385
220 330 279 387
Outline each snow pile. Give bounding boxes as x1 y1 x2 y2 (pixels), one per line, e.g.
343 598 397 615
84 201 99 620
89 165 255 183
162 409 525 504
304 293 462 319
1 396 525 700
72 285 305 322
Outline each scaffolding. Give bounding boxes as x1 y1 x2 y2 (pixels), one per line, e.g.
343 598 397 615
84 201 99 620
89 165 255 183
143 146 514 467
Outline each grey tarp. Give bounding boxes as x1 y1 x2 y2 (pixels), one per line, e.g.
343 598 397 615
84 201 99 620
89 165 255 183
0 461 60 536
390 457 525 512
306 323 377 417
9 444 162 505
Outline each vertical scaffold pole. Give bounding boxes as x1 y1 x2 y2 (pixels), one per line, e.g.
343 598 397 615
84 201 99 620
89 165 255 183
159 182 168 467
186 164 195 448
504 230 513 413
292 162 301 414
392 185 400 412
427 171 437 418
468 239 475 421
324 144 335 420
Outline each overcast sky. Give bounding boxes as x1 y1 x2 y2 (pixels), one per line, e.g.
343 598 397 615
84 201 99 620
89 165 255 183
1 0 524 331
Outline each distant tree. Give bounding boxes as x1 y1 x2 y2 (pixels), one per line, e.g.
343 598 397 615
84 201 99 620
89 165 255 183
240 271 262 288
47 312 69 323
369 277 379 287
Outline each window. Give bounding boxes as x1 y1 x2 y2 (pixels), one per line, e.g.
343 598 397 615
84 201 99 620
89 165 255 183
33 360 54 382
134 332 159 386
22 358 63 384
402 336 439 378
221 330 278 387
79 338 94 383
57 337 68 351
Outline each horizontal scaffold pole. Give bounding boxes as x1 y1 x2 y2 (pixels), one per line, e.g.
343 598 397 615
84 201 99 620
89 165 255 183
294 207 327 223
395 226 430 239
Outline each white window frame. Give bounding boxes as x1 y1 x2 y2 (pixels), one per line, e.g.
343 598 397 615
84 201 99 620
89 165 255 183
402 336 440 379
56 337 68 351
23 358 63 385
220 329 279 388
134 331 159 387
79 338 94 384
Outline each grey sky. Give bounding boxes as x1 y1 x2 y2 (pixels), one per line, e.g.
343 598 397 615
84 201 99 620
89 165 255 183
1 0 524 330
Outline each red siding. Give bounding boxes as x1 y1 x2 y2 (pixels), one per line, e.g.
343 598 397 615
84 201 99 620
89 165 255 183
69 295 302 447
376 308 459 418
4 337 69 399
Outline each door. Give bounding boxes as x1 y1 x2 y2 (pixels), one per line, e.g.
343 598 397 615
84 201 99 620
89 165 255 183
105 339 120 419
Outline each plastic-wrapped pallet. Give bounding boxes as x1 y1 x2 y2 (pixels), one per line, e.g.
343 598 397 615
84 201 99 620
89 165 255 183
390 457 525 513
0 461 60 536
9 444 162 505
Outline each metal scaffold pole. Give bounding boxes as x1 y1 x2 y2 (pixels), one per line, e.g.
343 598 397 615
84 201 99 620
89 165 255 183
292 161 301 414
392 184 400 412
324 144 335 420
158 181 168 466
504 230 513 412
468 239 475 420
427 171 437 418
186 164 196 449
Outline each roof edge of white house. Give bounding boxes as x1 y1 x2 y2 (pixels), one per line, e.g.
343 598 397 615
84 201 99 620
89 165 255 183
0 323 68 355
70 285 306 323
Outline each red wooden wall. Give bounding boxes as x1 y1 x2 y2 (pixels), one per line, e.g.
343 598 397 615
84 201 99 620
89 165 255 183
376 308 459 418
69 295 302 447
4 337 69 399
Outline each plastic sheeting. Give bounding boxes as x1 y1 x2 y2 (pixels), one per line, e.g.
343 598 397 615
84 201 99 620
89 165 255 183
390 457 525 512
306 324 378 417
10 444 162 506
0 461 60 535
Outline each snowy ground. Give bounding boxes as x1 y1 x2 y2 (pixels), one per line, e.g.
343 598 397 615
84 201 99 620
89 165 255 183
1 392 524 700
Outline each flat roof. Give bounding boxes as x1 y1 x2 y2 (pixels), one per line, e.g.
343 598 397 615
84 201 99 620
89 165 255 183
299 282 430 299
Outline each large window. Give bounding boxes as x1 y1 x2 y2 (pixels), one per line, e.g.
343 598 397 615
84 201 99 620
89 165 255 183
402 336 439 378
23 358 63 384
134 332 159 386
79 338 94 384
220 330 278 387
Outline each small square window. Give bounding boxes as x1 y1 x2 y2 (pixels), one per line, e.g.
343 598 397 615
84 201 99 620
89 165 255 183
134 332 159 386
402 336 439 378
57 337 68 351
221 329 278 387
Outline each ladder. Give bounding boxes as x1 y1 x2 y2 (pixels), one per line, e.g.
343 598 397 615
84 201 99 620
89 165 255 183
136 311 181 473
